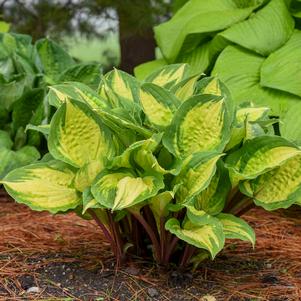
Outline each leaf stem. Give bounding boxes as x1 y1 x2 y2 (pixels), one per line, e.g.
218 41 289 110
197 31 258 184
130 210 161 263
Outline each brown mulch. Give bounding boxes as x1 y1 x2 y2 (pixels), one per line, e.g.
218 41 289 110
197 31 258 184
1 189 301 300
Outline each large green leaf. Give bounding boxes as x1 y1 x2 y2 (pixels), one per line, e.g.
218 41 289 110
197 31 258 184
163 94 232 158
194 160 231 215
212 45 301 117
91 170 164 211
154 0 260 62
226 136 301 183
35 38 74 83
165 218 225 258
240 154 301 210
1 160 80 213
174 152 223 203
280 103 301 144
217 213 255 246
140 83 180 129
261 30 301 97
48 99 115 168
221 0 294 56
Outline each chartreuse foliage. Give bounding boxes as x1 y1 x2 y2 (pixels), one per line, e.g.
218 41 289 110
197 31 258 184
0 32 102 178
3 64 301 268
135 0 301 142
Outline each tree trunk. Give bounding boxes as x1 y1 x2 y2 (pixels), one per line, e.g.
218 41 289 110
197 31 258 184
117 0 156 74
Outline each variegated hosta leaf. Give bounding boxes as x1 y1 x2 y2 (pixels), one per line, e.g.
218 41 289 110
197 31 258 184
144 64 191 89
163 94 232 158
99 68 141 110
26 124 50 136
225 105 270 151
1 160 80 213
194 160 231 215
240 154 301 210
196 77 235 122
81 188 108 227
140 83 180 129
165 218 225 259
236 105 270 124
186 206 219 225
91 170 164 211
226 136 301 184
174 152 222 203
74 160 104 192
149 190 177 234
171 74 201 102
217 213 255 247
49 99 115 168
47 82 107 110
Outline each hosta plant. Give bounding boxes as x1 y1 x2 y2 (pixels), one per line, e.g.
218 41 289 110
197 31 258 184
2 64 301 268
0 32 101 177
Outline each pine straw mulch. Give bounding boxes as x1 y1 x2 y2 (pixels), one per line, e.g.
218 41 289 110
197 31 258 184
1 189 301 301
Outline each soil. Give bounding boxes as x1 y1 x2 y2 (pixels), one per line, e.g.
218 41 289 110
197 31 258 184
1 189 301 301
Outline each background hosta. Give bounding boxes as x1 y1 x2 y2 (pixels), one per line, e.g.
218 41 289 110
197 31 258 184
135 0 301 143
0 32 102 178
2 64 301 268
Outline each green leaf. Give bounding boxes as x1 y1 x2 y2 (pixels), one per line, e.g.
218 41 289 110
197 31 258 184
47 82 108 110
154 0 260 62
212 45 301 117
144 64 191 89
1 160 80 213
163 94 232 158
194 160 231 215
217 213 255 246
165 218 225 259
26 124 50 136
35 38 74 83
280 103 301 144
226 136 301 184
0 130 13 149
261 30 301 97
174 152 223 203
58 63 102 90
0 75 26 110
140 83 180 129
240 154 301 210
221 0 294 56
91 170 164 211
134 59 167 81
12 88 45 131
48 99 115 168
0 145 40 179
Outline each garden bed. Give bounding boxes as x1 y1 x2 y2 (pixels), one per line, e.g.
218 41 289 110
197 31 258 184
1 190 301 301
